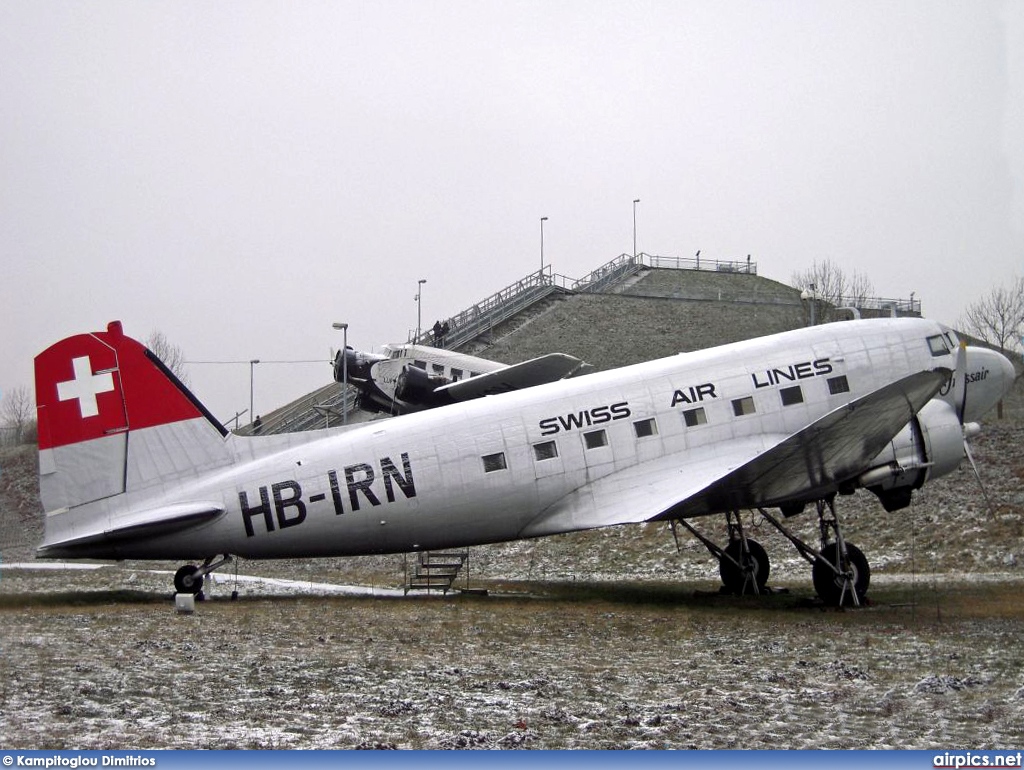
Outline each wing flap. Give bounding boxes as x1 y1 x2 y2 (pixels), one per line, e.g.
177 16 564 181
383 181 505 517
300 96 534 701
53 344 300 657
519 436 781 538
520 368 951 537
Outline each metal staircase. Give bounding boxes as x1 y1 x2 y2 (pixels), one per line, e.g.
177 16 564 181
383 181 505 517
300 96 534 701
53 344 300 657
404 550 470 594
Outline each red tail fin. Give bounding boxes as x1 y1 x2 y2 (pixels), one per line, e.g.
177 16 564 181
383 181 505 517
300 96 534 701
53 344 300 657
35 321 228 512
35 320 223 449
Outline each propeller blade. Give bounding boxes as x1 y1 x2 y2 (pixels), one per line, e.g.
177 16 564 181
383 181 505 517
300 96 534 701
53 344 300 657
963 437 997 521
957 345 969 424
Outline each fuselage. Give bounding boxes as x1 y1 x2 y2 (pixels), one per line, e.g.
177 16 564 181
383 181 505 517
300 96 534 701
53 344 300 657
52 317 1008 562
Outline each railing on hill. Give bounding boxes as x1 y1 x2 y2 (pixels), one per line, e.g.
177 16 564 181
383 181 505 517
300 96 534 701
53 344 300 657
410 267 568 349
838 295 922 315
409 253 762 348
568 254 645 293
236 381 357 435
568 252 758 294
645 252 757 275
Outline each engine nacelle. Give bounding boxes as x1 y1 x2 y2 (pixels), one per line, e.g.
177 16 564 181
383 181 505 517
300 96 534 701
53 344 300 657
395 365 452 409
333 347 384 383
858 400 965 512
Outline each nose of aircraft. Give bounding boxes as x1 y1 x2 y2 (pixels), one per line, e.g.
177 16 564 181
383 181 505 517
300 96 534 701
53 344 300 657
960 345 1018 423
334 347 379 382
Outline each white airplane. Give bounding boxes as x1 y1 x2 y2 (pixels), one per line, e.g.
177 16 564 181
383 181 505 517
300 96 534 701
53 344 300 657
34 317 1015 605
333 343 590 414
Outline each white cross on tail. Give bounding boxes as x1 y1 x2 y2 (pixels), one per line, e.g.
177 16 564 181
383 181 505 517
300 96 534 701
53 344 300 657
57 356 115 418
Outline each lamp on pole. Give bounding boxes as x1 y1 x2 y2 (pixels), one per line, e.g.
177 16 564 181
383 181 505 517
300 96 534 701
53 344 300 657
249 359 260 430
632 199 640 259
800 283 817 326
540 216 548 274
332 322 348 425
415 279 427 341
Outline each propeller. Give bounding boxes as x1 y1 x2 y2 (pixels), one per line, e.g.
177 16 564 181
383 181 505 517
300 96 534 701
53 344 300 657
961 432 997 520
957 343 998 520
957 343 969 424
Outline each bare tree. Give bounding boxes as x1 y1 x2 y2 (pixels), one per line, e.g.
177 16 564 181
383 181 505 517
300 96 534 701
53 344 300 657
1 385 35 445
791 259 876 324
146 330 190 385
959 277 1024 355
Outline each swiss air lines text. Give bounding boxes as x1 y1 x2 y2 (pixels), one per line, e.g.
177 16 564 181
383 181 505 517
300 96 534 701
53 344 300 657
239 452 416 537
751 358 833 389
538 402 631 436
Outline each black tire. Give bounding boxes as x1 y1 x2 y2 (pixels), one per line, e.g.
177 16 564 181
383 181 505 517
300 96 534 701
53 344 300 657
174 564 204 595
812 542 870 606
719 539 770 594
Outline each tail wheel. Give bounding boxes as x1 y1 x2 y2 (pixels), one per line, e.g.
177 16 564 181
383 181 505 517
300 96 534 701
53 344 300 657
719 539 770 594
813 542 870 606
174 564 204 595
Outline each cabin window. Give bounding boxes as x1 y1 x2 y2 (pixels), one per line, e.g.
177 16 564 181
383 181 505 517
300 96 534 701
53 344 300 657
533 441 559 461
683 407 707 427
780 386 803 406
469 371 481 379
451 368 463 381
927 334 951 357
584 429 608 449
432 363 445 375
412 360 426 370
732 396 756 417
633 418 658 438
482 452 507 473
827 375 850 395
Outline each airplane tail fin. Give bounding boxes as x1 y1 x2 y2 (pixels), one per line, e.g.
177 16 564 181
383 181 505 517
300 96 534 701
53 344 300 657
34 321 232 514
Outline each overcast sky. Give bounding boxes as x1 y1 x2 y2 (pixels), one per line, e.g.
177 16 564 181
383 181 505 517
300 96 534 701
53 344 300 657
2 1 1022 423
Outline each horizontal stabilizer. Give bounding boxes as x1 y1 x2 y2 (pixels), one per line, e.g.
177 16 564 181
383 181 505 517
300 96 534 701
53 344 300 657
37 501 225 558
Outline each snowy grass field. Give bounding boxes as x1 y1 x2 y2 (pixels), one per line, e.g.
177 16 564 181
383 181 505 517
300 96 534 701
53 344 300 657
2 566 1023 750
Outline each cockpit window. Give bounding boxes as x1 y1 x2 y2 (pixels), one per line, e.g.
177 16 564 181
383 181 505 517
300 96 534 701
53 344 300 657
927 334 951 357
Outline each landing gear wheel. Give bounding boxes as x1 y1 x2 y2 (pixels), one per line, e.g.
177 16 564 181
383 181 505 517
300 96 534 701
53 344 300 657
812 542 870 606
174 565 204 595
719 539 770 594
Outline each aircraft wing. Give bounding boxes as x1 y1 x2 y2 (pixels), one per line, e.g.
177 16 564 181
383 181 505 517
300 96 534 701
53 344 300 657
436 353 588 401
519 368 951 538
37 501 225 557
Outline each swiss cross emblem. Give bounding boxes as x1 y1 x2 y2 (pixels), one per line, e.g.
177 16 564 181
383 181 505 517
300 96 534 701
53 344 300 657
56 356 116 419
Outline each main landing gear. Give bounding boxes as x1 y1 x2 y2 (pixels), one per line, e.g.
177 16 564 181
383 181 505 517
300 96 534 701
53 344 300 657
673 511 770 595
674 496 871 606
758 498 870 607
173 554 233 596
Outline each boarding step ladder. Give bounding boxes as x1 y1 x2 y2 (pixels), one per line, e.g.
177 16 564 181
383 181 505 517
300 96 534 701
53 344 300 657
404 550 470 595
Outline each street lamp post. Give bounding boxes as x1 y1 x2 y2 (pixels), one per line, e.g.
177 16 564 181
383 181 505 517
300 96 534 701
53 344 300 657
632 199 640 259
416 279 427 341
801 283 817 326
540 216 548 274
332 322 348 425
249 359 260 430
